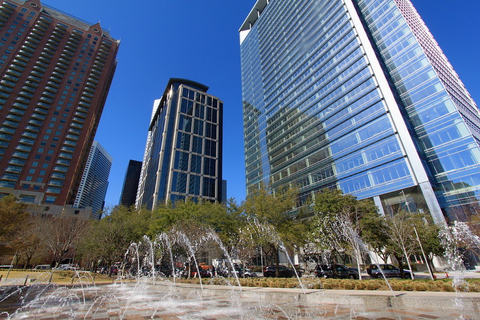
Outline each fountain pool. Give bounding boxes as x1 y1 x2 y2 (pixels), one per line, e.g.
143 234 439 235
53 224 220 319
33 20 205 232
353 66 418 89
2 280 480 319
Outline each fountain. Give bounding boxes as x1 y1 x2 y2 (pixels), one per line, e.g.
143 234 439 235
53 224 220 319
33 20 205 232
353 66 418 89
1 224 480 319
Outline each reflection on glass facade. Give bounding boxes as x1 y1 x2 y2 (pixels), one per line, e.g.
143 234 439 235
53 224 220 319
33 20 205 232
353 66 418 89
136 78 223 210
240 0 480 223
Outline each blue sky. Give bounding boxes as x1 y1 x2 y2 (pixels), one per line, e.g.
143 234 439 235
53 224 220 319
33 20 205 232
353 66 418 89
40 0 479 209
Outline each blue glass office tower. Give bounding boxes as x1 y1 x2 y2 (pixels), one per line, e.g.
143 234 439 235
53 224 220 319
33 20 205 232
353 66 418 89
240 0 480 224
136 78 223 210
73 141 112 220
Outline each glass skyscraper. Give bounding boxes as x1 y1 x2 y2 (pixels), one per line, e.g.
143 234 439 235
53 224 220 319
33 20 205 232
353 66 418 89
119 159 142 207
136 78 223 210
73 141 112 220
240 0 480 224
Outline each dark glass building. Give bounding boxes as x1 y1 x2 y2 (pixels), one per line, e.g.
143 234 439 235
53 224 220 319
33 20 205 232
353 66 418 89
240 0 480 224
0 0 119 214
136 78 223 210
119 159 142 207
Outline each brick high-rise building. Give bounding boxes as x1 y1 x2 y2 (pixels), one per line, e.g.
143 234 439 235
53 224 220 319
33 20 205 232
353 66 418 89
0 0 119 214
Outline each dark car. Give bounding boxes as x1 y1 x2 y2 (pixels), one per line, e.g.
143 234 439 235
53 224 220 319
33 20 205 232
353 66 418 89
366 264 413 278
263 265 299 278
315 264 359 279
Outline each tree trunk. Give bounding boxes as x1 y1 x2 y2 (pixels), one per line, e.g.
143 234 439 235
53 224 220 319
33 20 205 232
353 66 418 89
273 245 280 277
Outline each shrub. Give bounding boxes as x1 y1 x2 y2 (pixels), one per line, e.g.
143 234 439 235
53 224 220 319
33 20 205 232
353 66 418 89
401 282 414 291
343 281 355 290
442 283 454 292
366 282 379 290
355 282 366 290
414 283 427 291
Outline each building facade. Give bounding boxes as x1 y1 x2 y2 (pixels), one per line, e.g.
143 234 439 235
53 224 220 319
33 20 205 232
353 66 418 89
0 0 119 212
73 141 112 219
119 159 142 207
240 0 480 224
136 78 223 210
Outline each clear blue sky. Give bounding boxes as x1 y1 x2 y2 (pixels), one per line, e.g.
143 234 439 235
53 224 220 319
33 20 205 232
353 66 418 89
41 0 479 209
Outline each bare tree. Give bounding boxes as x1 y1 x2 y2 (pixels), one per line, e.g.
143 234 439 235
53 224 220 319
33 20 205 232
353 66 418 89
39 215 90 266
10 215 46 268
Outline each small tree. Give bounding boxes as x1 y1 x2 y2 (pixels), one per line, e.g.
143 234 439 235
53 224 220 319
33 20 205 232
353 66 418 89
241 183 306 277
78 206 151 272
310 188 378 279
0 195 28 242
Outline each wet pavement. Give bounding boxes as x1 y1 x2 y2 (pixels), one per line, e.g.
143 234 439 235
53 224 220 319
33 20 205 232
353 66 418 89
1 281 479 319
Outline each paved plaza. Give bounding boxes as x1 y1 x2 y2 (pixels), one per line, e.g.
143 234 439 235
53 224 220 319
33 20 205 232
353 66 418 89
1 280 480 319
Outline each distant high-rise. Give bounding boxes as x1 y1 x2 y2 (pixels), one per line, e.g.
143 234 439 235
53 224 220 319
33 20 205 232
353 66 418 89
73 141 112 219
0 0 119 213
240 0 480 223
119 159 142 207
136 78 223 210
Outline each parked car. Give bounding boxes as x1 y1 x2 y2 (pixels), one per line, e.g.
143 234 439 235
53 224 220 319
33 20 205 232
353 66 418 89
33 264 51 270
54 264 75 270
314 264 359 279
366 264 413 278
243 268 258 278
263 265 299 278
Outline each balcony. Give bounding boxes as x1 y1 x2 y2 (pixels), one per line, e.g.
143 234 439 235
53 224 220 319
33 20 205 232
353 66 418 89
2 120 19 128
58 152 72 159
5 166 22 173
48 179 64 187
32 65 47 73
10 108 25 115
0 133 12 141
8 159 26 166
39 96 53 103
51 173 66 179
61 146 75 153
72 117 84 124
63 139 77 147
17 92 33 99
6 114 21 121
31 113 46 121
53 165 68 172
55 159 70 165
68 127 81 134
19 138 34 145
22 131 37 138
74 111 87 119
28 119 43 126
37 101 51 109
25 125 40 133
15 144 32 152
12 151 29 159
6 69 22 77
1 173 20 181
13 101 28 109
